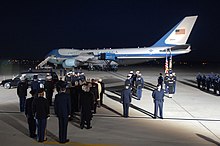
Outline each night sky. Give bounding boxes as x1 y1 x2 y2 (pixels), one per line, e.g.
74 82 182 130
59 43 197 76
0 0 219 61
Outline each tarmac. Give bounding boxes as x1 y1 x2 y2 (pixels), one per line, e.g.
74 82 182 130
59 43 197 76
0 65 220 146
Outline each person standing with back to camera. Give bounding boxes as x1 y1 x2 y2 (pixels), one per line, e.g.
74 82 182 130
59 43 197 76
152 84 164 119
54 82 71 144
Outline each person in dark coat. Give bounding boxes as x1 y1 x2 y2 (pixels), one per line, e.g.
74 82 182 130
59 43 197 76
121 85 132 117
17 76 28 112
90 79 99 114
157 73 164 88
31 75 40 97
44 75 54 106
79 84 94 129
70 81 79 115
152 84 164 119
54 83 71 144
56 77 66 93
25 89 36 138
32 88 50 142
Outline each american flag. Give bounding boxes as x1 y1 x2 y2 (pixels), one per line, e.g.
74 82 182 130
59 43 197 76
175 28 185 34
169 49 172 70
165 50 168 74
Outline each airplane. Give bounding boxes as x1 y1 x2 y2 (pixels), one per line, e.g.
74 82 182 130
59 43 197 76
39 15 198 69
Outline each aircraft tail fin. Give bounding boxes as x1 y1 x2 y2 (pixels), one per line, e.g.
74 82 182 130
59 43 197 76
152 16 198 47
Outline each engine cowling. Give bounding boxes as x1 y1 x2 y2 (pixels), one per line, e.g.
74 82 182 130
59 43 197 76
62 59 80 68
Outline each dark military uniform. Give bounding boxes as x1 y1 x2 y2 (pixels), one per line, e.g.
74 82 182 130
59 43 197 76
56 79 66 93
196 73 202 89
54 91 71 143
152 88 164 119
121 87 132 117
17 80 28 112
136 76 144 100
44 80 54 106
32 91 50 142
31 76 40 97
158 74 164 88
25 91 36 138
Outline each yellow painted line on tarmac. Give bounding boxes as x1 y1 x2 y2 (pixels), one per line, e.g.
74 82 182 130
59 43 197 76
35 141 117 146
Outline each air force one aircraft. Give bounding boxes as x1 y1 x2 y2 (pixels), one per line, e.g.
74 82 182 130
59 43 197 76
42 16 198 68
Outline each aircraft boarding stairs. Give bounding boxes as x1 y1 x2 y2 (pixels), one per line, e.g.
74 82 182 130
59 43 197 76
35 56 51 69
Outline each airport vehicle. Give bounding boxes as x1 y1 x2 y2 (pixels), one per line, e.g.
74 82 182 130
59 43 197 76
0 70 58 89
37 16 198 69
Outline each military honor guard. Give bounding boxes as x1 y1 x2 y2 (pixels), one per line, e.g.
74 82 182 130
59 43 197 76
121 85 132 117
32 88 50 142
25 89 36 138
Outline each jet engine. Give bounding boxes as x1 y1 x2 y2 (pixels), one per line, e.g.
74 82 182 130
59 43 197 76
62 59 80 68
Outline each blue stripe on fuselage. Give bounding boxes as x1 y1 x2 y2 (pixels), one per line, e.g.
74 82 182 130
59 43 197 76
46 49 178 59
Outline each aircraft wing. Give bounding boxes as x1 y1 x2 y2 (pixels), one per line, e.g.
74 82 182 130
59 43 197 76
74 52 95 62
62 52 96 68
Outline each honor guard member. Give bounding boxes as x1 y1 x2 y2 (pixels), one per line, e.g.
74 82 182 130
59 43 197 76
54 83 71 144
125 74 132 89
206 75 211 92
172 72 177 93
213 74 219 94
152 84 164 119
25 90 36 138
196 73 202 89
129 70 135 87
79 84 94 129
121 85 132 117
44 75 54 106
164 73 169 93
65 72 72 83
32 88 50 142
218 76 220 95
201 75 206 90
167 74 175 98
135 73 144 100
17 76 28 112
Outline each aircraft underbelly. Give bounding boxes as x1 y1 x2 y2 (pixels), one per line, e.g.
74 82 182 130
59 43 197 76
117 58 152 65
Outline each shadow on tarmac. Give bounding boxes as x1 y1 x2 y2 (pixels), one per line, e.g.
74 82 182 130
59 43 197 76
105 92 154 118
196 134 220 146
102 104 122 116
178 80 198 89
164 117 220 121
1 112 59 141
0 111 21 114
1 114 29 136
